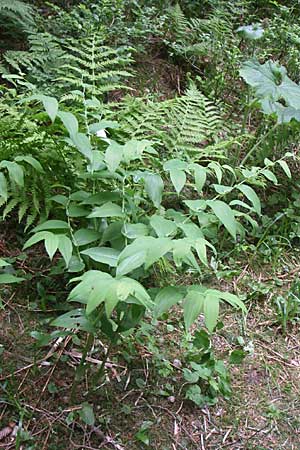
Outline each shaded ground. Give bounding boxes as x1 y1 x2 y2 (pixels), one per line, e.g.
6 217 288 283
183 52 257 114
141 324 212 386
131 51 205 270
1 245 299 449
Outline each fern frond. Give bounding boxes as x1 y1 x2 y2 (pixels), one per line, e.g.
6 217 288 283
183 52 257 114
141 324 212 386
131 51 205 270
0 0 33 22
114 86 222 156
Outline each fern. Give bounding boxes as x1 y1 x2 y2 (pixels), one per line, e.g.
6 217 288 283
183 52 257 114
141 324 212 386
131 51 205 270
57 32 134 100
0 0 33 23
1 33 66 92
113 86 222 156
0 157 50 228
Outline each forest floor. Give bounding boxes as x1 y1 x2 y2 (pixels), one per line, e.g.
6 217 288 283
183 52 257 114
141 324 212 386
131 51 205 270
1 224 300 450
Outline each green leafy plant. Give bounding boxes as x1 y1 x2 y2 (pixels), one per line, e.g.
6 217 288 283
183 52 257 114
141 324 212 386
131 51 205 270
22 98 248 393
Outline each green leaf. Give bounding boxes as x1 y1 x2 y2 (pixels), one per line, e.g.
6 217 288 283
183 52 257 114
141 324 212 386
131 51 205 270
262 169 278 184
27 94 58 122
58 235 73 267
23 231 53 249
150 215 177 237
183 290 205 330
45 233 59 260
193 238 209 267
207 200 237 239
278 160 291 178
122 223 149 239
0 161 24 187
144 173 164 208
154 286 183 318
15 156 44 173
145 238 172 268
0 173 8 202
87 202 124 218
33 220 69 232
57 111 78 137
0 274 24 284
237 184 261 214
203 294 219 332
213 184 233 195
51 309 95 333
72 132 93 161
229 349 246 365
73 229 101 246
194 164 207 193
241 60 300 109
184 200 206 212
170 169 186 194
116 250 146 276
79 403 95 426
105 142 123 172
0 259 10 268
81 247 120 267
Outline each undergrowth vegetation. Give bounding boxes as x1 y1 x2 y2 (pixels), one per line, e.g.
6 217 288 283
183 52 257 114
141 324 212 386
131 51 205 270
1 1 300 449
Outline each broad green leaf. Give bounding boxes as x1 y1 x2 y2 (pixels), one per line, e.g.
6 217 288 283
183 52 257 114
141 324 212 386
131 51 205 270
88 202 124 218
194 164 207 193
179 222 204 239
116 250 146 276
183 290 205 330
122 223 149 239
163 159 188 171
0 173 8 202
172 239 192 267
237 184 261 214
104 283 120 317
0 274 24 284
51 309 95 332
213 184 233 195
33 220 69 232
193 238 208 267
0 259 10 268
145 238 172 268
45 233 59 260
262 169 278 184
42 95 58 123
72 132 93 161
105 142 123 172
82 191 120 205
278 160 291 178
207 200 237 239
27 95 58 122
23 231 53 249
87 278 112 314
67 205 89 218
216 290 247 313
58 235 73 267
73 229 101 246
15 156 44 173
150 215 177 237
240 59 300 110
184 200 206 212
154 286 184 318
68 270 112 304
203 294 219 332
170 169 186 194
208 162 222 183
144 173 164 208
0 161 24 187
81 247 120 267
57 111 78 137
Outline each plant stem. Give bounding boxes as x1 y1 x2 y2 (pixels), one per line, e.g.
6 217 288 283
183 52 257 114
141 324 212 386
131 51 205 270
71 332 94 402
240 123 278 166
